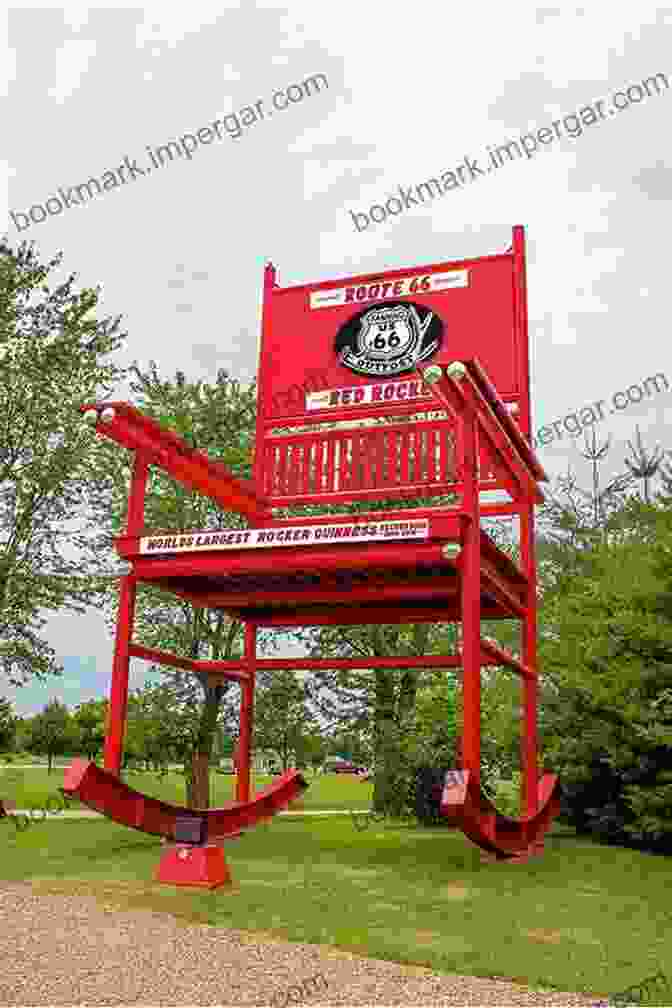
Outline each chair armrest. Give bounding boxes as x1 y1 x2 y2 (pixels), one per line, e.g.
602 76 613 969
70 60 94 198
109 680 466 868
79 401 272 523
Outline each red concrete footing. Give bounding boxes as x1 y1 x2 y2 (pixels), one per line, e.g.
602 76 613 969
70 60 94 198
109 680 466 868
155 844 233 889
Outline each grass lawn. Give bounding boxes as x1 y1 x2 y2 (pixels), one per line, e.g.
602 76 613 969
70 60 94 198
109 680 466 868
0 766 373 811
1 808 671 1004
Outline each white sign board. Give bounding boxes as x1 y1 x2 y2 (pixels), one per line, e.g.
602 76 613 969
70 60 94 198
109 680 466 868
139 518 430 554
306 376 433 412
309 269 469 310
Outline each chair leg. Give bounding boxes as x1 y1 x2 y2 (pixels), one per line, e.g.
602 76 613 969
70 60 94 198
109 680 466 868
103 574 136 776
236 623 256 803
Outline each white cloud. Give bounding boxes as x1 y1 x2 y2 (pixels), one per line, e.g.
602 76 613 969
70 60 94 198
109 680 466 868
49 39 97 104
4 4 671 709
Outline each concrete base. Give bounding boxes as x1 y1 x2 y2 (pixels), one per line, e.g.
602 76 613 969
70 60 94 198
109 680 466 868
155 844 232 889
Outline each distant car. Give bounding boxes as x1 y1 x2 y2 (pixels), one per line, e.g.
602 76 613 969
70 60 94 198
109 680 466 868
330 761 367 774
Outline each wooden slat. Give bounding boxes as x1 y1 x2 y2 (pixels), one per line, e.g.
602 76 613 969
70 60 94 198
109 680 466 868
438 428 447 482
440 427 456 482
418 429 428 482
327 437 336 493
334 439 343 492
390 430 400 486
276 442 287 495
310 439 320 494
301 442 310 495
400 429 411 485
377 429 389 486
415 429 423 483
285 444 299 495
437 429 447 479
427 429 437 482
316 440 326 494
261 418 469 505
307 440 316 494
350 432 363 490
317 439 328 493
429 429 437 482
264 444 277 496
342 435 353 492
360 430 374 490
423 429 433 485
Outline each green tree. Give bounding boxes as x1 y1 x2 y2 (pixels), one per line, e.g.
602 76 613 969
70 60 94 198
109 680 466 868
0 695 17 751
539 493 672 852
402 671 459 767
294 730 327 772
0 239 128 688
215 729 235 760
478 666 520 781
24 699 74 772
124 682 193 775
325 730 369 764
71 698 107 761
253 668 317 771
297 620 460 815
11 715 30 755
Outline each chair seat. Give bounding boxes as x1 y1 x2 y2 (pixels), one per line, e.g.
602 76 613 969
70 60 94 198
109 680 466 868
123 518 526 625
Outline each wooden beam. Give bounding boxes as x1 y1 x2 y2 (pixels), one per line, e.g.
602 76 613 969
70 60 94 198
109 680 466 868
79 401 271 522
466 553 526 618
231 602 505 626
129 542 450 579
480 637 535 680
149 578 461 610
421 370 544 506
128 643 250 682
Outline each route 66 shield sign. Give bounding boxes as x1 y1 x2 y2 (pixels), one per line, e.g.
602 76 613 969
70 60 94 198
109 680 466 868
335 300 443 377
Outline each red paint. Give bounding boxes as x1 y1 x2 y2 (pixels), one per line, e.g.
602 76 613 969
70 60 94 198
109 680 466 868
72 226 558 878
156 845 232 889
257 252 526 424
62 759 307 841
103 574 136 775
236 624 256 803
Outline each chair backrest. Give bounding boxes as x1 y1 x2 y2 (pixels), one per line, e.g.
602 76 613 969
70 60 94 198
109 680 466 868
253 227 531 516
260 411 458 508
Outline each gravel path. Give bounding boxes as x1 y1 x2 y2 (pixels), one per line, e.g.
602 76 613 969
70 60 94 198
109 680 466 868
0 882 606 1007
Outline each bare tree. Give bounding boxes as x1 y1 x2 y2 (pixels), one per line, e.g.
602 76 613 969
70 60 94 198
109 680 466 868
623 426 664 503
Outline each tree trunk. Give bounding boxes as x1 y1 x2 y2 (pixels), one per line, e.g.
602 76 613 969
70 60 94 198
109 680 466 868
188 751 210 808
370 624 425 818
372 668 400 813
184 680 224 809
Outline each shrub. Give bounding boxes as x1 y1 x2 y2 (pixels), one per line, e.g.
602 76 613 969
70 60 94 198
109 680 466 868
414 765 452 826
556 750 672 854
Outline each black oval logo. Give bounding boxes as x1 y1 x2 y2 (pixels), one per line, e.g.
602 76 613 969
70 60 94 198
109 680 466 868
334 301 443 377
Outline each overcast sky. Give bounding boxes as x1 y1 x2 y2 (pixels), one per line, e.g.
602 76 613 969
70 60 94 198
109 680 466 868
2 4 671 716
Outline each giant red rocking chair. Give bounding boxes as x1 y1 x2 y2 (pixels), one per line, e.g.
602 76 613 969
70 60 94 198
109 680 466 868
62 225 560 887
